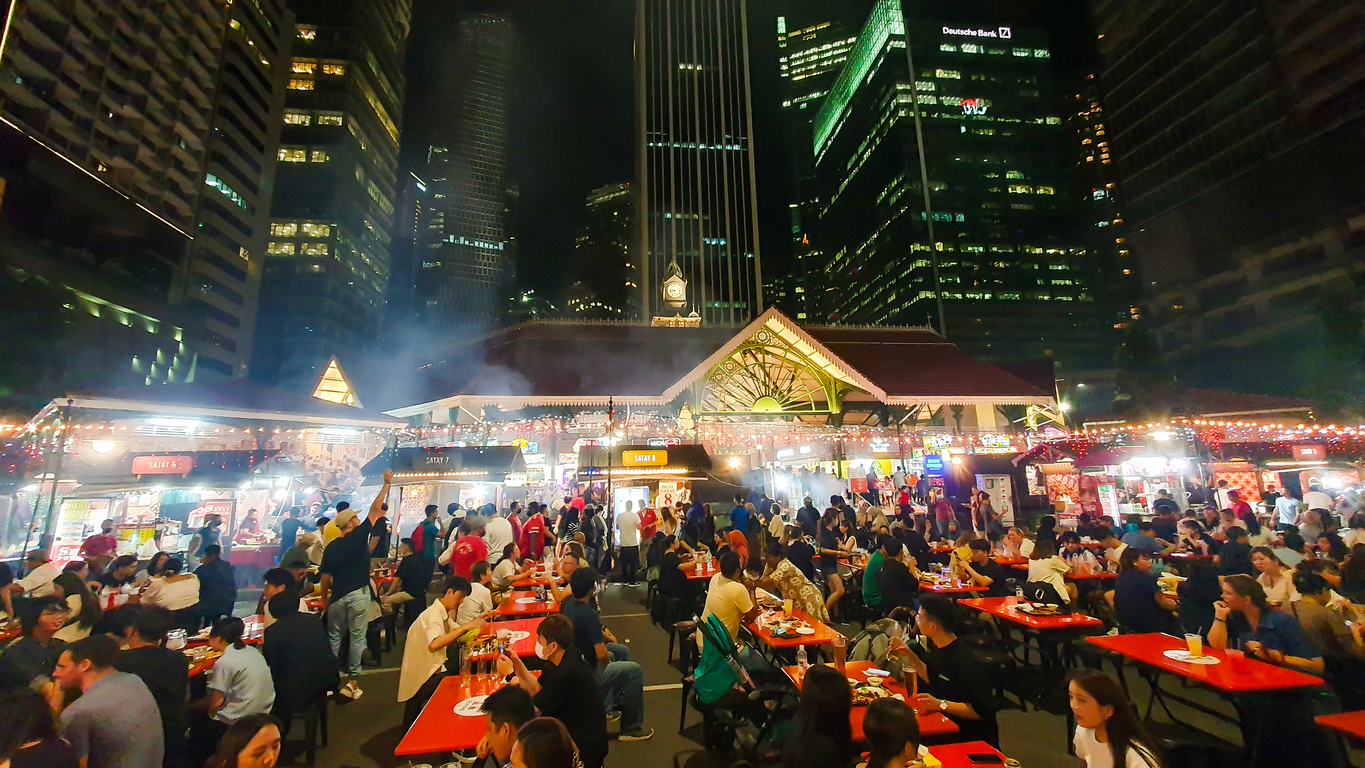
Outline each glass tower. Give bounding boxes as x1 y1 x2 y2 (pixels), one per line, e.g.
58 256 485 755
634 0 763 326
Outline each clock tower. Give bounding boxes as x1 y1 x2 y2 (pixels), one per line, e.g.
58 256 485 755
652 259 701 327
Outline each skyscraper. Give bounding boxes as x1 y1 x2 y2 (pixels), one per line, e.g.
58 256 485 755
812 0 1107 371
776 2 871 321
1092 0 1365 381
253 0 413 389
387 171 430 336
565 183 638 320
635 0 763 325
418 14 513 331
0 0 292 384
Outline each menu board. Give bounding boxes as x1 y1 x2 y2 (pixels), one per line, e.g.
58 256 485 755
49 498 110 563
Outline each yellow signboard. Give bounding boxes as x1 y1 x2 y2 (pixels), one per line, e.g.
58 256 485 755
621 450 668 467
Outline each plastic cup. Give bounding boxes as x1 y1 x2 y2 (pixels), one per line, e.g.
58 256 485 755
1184 633 1202 657
1226 648 1247 673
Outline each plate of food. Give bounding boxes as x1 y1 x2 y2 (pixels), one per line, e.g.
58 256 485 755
851 681 892 706
1017 603 1062 616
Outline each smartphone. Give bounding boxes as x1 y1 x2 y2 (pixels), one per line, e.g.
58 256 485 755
967 754 1004 765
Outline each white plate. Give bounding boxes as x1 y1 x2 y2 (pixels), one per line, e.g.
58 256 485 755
864 667 891 677
454 695 489 717
515 597 540 605
795 627 816 635
504 630 531 643
1163 649 1219 665
891 693 906 701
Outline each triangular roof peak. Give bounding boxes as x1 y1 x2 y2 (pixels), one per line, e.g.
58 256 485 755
660 307 889 402
312 357 363 408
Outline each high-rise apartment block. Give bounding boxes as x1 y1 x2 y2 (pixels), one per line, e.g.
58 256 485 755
0 0 292 385
1092 0 1365 374
565 183 638 320
634 0 763 325
418 14 513 331
812 0 1107 371
253 0 412 389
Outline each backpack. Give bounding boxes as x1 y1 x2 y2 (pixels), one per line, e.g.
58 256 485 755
848 618 907 674
1023 580 1071 611
694 614 753 706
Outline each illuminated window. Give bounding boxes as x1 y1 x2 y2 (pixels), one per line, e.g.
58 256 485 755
205 174 248 210
1006 170 1024 179
322 62 345 75
1045 116 1061 125
278 148 306 162
288 79 314 90
935 69 960 79
1034 49 1050 58
267 242 295 255
284 112 310 125
270 222 297 237
301 222 331 237
229 19 240 30
939 44 956 52
1036 186 1055 195
296 25 316 40
300 242 328 256
316 112 343 126
292 59 317 74
961 44 979 54
1008 184 1032 194
917 94 937 105
1012 48 1031 57
310 150 329 163
916 81 935 92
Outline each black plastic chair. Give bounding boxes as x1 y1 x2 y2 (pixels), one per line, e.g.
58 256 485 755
287 693 330 766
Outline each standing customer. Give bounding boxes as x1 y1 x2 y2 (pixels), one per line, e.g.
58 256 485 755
615 501 641 587
195 545 238 628
53 634 164 768
276 507 302 562
319 469 392 701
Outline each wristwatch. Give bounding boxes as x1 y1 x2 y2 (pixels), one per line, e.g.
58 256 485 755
940 699 949 711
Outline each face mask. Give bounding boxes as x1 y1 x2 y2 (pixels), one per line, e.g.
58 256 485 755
534 641 549 660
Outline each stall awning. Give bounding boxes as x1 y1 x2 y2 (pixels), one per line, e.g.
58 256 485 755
576 445 713 481
65 450 283 489
362 446 528 483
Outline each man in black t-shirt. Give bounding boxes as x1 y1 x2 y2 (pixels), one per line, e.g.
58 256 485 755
98 555 139 590
959 539 1008 598
795 498 820 538
889 595 999 747
320 469 391 700
382 539 431 614
500 614 610 768
114 606 189 768
371 503 393 566
656 536 696 600
559 569 652 742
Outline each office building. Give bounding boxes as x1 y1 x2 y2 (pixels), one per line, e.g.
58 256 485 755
776 2 872 321
565 183 638 321
1092 0 1365 378
0 0 292 385
387 172 430 336
254 0 413 389
635 0 763 325
812 0 1107 371
418 14 513 331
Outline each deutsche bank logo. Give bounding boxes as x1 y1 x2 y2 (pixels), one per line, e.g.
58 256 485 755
999 27 1012 39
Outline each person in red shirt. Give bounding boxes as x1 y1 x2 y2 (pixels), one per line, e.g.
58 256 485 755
520 504 553 561
638 506 658 542
506 501 524 553
1227 490 1260 533
443 521 489 579
79 519 119 571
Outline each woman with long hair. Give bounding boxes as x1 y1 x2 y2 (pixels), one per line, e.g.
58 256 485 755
862 697 921 768
781 665 853 768
817 507 846 618
137 551 172 583
1067 669 1160 767
1339 543 1365 601
1026 538 1076 604
1036 514 1059 552
1317 532 1349 563
207 714 281 768
1209 574 1323 673
1290 565 1365 661
0 687 79 768
511 717 581 768
1250 546 1297 609
51 572 100 642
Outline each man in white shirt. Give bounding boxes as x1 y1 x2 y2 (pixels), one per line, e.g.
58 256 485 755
1275 491 1302 531
4 550 61 599
398 575 485 729
615 501 641 587
483 512 514 567
1303 485 1335 516
456 562 495 624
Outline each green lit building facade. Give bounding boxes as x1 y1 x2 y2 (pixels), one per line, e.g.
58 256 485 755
813 0 1107 371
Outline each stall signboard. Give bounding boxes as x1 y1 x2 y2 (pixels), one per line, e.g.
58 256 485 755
132 455 193 476
1293 445 1327 462
187 498 234 531
622 450 668 467
656 481 681 509
1096 483 1120 520
49 498 110 562
1119 456 1188 477
647 438 680 448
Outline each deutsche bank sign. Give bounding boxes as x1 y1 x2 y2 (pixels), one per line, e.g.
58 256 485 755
942 26 1012 39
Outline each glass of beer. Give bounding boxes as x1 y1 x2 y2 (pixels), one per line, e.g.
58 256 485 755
1184 633 1203 657
783 598 793 618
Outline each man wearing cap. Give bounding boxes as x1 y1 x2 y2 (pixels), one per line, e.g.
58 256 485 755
319 470 392 700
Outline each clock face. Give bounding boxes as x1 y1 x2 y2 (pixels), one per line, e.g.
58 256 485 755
666 283 684 299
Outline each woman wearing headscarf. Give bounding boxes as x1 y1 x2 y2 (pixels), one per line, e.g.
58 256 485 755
726 530 750 568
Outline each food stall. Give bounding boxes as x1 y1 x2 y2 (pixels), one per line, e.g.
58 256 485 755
361 446 530 534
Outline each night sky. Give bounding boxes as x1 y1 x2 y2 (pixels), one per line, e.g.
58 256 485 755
400 0 1094 300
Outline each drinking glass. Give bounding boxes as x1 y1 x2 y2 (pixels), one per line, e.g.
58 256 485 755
1184 633 1203 657
783 598 793 618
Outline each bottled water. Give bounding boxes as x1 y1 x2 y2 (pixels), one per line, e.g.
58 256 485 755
796 644 808 672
